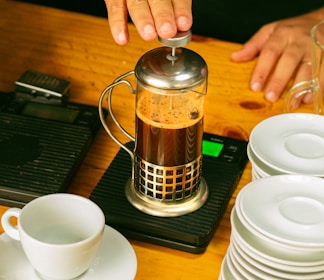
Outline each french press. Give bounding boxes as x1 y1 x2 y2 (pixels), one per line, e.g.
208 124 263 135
99 31 208 217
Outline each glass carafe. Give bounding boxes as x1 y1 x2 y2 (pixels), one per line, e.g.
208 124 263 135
99 31 208 217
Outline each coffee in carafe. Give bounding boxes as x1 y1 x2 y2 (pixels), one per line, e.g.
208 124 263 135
99 31 208 217
135 90 204 166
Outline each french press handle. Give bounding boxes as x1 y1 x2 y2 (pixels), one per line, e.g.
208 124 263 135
98 70 136 175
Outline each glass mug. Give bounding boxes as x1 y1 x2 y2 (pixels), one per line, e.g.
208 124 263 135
285 21 324 114
99 32 209 217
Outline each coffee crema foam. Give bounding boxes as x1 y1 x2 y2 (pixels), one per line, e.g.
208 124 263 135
136 95 203 129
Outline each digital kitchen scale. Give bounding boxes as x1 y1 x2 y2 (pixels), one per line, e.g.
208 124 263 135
90 133 248 254
0 70 107 207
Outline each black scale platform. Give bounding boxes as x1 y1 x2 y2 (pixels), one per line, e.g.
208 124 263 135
90 134 248 254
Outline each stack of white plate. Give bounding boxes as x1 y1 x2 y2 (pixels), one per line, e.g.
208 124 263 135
248 113 324 180
219 175 324 280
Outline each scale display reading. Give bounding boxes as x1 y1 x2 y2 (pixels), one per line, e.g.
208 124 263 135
202 140 224 157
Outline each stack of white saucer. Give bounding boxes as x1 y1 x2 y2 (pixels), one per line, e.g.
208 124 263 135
248 113 324 180
219 174 324 280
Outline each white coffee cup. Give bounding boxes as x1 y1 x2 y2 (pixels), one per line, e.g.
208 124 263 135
1 193 105 280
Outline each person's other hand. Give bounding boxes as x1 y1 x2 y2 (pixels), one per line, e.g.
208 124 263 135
104 0 192 45
231 8 324 102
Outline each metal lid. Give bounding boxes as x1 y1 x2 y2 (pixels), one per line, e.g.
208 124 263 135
134 31 207 90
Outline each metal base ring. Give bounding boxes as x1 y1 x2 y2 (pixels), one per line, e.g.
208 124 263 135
125 177 208 217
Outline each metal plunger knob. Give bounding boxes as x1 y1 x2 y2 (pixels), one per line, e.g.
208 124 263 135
158 30 192 48
158 30 192 57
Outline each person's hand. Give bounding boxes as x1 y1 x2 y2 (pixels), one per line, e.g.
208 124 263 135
231 8 324 102
104 0 192 45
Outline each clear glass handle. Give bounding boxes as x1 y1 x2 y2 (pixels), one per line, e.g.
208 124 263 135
285 80 319 114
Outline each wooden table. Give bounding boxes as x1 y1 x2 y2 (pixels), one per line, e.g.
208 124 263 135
0 1 286 279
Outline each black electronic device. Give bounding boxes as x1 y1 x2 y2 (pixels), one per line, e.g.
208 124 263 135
0 70 107 207
90 133 248 254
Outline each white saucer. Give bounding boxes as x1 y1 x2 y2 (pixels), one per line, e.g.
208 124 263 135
0 225 137 280
232 237 324 277
237 175 324 248
220 254 234 280
250 113 324 176
231 206 324 265
247 143 282 178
